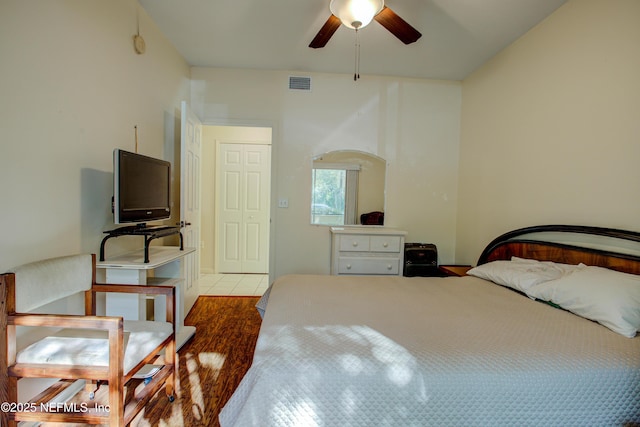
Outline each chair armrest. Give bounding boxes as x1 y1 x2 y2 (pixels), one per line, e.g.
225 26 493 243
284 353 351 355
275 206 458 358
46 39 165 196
9 313 122 330
92 283 176 296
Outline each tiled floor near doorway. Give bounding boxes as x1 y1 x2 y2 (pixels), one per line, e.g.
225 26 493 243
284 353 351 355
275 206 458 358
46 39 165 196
198 273 269 296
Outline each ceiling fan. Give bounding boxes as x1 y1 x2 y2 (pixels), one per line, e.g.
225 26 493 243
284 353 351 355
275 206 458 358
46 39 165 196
309 0 422 49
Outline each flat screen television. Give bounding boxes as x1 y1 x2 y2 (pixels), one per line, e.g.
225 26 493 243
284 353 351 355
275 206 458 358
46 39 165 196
113 149 171 225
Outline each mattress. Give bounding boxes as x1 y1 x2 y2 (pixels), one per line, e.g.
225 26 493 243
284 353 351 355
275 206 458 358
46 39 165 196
220 274 640 426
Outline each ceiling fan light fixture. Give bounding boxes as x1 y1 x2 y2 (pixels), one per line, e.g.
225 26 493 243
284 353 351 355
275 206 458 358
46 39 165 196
330 0 384 30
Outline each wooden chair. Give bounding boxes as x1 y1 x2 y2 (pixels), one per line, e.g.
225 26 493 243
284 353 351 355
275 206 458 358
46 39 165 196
0 253 176 426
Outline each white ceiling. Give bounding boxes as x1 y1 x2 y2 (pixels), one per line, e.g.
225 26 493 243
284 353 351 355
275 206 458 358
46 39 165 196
138 0 567 81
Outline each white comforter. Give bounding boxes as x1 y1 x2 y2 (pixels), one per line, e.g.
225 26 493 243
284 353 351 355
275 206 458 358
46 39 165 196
220 274 640 426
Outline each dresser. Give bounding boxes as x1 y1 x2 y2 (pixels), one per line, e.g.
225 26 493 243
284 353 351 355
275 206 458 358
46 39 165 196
330 227 407 275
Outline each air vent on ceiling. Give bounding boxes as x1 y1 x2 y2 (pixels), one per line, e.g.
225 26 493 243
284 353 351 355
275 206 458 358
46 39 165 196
289 76 312 92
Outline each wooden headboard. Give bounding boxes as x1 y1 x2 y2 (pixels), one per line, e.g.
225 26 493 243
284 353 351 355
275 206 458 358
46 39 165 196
477 225 640 275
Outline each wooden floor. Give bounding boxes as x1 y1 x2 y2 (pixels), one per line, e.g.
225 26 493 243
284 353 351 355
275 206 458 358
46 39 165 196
133 296 262 427
40 296 262 427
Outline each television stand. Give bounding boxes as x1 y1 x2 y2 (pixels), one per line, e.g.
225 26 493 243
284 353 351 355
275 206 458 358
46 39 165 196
100 225 183 263
96 246 197 350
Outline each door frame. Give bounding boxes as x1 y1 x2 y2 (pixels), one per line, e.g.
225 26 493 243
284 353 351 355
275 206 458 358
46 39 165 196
200 120 276 282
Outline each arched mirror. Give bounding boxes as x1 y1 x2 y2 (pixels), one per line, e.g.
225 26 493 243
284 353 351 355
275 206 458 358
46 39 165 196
311 150 386 226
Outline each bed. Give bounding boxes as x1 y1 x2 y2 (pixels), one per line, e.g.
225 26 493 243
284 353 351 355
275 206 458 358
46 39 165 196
219 225 640 426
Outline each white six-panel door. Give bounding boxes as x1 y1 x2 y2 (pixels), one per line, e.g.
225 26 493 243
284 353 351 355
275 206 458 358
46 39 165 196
216 143 271 273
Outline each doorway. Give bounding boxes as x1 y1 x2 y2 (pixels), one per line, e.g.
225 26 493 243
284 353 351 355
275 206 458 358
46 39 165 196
200 125 272 275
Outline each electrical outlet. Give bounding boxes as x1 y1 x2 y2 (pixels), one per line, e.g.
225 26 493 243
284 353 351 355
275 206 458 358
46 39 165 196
278 199 289 208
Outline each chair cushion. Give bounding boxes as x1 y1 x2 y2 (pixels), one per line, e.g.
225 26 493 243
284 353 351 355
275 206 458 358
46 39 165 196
16 320 172 375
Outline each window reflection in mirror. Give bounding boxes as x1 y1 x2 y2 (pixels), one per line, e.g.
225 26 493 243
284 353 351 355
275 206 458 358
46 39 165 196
311 151 386 226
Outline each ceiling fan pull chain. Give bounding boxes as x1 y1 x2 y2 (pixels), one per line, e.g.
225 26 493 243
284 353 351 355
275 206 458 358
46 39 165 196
354 28 361 81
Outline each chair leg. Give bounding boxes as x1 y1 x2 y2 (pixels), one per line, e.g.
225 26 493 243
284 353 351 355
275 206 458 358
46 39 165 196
165 341 176 402
7 377 18 427
108 381 125 427
1 276 14 427
166 382 175 402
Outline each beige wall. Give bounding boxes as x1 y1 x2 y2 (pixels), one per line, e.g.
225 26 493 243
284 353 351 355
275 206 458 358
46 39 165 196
456 0 640 265
0 0 191 402
192 69 462 277
0 0 191 271
6 0 630 279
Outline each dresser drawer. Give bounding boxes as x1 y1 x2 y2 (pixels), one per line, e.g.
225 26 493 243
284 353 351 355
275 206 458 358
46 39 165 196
338 234 370 252
337 257 401 275
330 227 407 276
370 235 402 252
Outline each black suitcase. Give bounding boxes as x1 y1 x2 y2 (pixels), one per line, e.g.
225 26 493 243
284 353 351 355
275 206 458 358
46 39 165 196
404 243 442 277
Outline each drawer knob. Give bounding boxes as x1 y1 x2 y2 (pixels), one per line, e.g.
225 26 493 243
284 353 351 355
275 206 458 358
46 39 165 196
346 264 352 269
387 264 392 270
352 241 358 247
383 242 388 247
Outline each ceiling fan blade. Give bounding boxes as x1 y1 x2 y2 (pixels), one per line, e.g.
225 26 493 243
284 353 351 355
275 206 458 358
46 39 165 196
374 6 422 45
309 14 341 48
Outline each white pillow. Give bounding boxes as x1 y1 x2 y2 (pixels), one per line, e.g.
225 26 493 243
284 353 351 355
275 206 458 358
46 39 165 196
528 266 640 338
510 257 584 275
467 258 577 294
